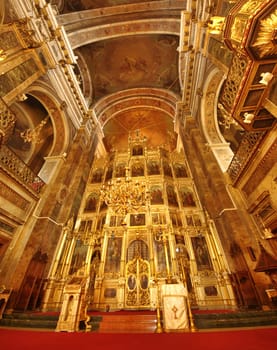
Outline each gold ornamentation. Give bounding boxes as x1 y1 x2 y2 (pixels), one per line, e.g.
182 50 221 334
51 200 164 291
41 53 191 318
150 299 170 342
100 169 149 217
0 144 45 193
208 16 225 35
218 103 238 129
251 8 277 57
100 131 150 217
125 257 150 307
219 54 249 109
227 131 265 182
0 49 6 61
231 16 248 43
20 115 49 144
239 0 263 15
0 99 16 144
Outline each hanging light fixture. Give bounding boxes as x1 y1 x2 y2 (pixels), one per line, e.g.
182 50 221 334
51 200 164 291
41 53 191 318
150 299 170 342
20 115 49 144
217 103 238 129
100 165 149 217
100 130 150 220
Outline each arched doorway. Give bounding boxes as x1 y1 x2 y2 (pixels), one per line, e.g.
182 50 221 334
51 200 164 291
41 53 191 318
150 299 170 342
14 250 48 311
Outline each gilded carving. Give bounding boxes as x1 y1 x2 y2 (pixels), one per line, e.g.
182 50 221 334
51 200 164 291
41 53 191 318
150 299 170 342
251 8 277 58
0 144 44 193
220 54 249 109
125 257 150 307
0 104 16 144
227 131 265 182
239 0 263 15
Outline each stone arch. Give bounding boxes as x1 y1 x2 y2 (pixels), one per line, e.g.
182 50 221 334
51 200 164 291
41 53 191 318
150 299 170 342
94 88 178 126
93 87 179 153
200 67 234 172
12 82 75 184
67 18 180 49
74 49 94 106
25 82 71 157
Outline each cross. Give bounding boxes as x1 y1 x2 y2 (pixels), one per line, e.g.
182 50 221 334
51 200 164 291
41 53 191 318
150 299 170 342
172 305 178 319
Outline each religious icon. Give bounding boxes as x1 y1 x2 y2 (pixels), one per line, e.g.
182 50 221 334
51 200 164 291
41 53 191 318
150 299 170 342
173 163 188 178
191 236 212 270
84 192 99 212
91 168 103 183
105 165 113 182
131 162 144 176
104 237 122 273
132 145 143 156
147 160 160 175
180 186 196 207
127 274 136 290
163 160 173 177
115 163 126 177
150 185 163 204
140 274 148 289
166 184 178 207
130 214 145 226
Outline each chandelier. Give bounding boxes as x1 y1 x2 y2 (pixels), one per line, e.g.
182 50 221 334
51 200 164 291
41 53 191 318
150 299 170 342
100 166 149 217
217 103 237 129
20 115 49 144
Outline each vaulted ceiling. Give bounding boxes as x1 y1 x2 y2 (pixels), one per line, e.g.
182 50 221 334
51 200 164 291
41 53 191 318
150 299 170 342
55 0 184 151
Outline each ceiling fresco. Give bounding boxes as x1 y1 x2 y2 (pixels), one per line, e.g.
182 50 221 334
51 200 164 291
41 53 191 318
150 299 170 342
102 108 177 152
52 1 182 152
80 34 180 102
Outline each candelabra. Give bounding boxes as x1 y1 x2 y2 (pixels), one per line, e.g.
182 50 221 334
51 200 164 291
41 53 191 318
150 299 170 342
100 167 149 217
177 254 197 332
153 277 163 333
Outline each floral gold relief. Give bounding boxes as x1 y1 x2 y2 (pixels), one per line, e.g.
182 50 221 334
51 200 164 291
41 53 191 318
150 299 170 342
251 8 277 58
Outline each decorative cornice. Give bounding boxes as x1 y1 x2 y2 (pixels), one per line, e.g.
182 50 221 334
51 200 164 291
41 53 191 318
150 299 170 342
67 19 180 49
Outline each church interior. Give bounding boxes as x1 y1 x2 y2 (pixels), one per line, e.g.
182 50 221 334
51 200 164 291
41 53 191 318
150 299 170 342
0 0 277 333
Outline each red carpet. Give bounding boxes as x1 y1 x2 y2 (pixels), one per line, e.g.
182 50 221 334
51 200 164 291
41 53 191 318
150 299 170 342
1 327 276 350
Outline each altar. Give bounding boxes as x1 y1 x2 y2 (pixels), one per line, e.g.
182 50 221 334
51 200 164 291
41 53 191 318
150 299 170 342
161 283 189 332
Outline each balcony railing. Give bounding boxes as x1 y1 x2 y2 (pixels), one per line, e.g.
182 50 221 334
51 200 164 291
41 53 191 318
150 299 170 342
227 131 266 183
0 144 45 194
